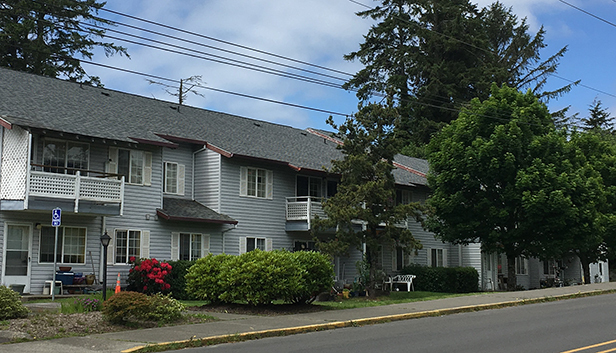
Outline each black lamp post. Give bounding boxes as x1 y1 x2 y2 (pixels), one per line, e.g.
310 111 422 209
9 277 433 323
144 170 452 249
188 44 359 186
100 231 111 301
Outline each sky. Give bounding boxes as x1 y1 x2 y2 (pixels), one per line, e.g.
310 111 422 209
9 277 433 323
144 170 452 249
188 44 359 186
83 0 616 132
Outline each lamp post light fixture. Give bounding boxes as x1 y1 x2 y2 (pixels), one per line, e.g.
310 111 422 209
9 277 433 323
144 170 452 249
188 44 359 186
100 231 111 301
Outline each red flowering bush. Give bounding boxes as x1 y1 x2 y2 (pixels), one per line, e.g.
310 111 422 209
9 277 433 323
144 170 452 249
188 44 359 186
127 257 173 295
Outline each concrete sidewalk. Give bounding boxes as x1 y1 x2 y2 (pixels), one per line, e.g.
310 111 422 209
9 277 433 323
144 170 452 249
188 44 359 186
4 282 616 353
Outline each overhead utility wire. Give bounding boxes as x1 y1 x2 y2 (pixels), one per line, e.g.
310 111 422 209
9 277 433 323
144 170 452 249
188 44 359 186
80 23 344 89
75 59 352 117
92 15 349 82
558 0 616 29
99 7 353 77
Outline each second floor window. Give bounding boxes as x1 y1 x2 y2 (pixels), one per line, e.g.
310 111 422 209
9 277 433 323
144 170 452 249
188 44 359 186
296 176 322 198
43 139 89 174
240 167 273 199
164 162 185 195
40 226 86 264
108 147 152 185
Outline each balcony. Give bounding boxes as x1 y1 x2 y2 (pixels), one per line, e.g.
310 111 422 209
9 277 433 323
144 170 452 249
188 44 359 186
285 196 325 231
1 163 124 215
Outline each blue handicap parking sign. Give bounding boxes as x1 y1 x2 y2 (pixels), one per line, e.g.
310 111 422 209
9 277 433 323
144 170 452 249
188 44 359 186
52 208 61 227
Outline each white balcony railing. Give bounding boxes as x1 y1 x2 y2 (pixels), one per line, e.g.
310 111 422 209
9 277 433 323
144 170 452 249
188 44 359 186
286 196 326 227
28 171 124 214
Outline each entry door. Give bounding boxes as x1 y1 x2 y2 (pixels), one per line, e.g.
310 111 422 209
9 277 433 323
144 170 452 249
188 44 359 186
3 224 31 293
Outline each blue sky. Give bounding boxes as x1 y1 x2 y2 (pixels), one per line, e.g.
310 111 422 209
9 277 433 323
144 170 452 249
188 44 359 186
84 0 616 132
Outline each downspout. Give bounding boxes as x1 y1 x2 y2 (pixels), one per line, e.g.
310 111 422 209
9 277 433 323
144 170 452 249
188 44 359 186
221 224 237 254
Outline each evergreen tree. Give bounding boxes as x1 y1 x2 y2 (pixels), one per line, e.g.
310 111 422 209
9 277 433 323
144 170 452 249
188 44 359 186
582 99 613 133
0 0 128 85
313 103 422 295
345 0 574 153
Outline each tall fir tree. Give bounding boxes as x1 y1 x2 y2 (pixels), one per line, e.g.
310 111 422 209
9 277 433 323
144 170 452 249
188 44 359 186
0 0 128 85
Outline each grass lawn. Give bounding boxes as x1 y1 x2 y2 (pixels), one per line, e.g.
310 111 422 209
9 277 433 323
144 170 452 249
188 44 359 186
178 291 481 311
313 291 480 310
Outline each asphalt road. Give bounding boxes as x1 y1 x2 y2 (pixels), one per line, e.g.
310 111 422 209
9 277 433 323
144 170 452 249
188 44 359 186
178 293 616 353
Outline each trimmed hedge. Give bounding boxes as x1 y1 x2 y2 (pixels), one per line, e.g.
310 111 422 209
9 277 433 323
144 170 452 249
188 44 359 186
185 250 334 306
400 264 478 293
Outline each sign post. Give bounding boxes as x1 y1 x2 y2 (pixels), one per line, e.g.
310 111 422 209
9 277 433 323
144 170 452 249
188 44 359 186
51 208 61 301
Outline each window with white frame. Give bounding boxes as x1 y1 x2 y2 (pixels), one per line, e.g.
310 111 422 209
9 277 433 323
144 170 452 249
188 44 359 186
40 226 86 264
428 248 447 267
164 162 185 195
115 230 141 264
296 176 322 198
43 139 89 174
247 237 265 251
515 256 528 275
240 167 273 199
178 233 209 260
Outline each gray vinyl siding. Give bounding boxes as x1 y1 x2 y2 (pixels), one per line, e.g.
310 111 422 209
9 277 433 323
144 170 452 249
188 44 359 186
218 157 295 254
0 212 103 294
162 144 194 199
194 149 221 212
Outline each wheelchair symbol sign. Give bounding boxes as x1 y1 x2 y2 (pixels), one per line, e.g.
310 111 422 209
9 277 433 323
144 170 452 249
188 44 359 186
52 208 61 227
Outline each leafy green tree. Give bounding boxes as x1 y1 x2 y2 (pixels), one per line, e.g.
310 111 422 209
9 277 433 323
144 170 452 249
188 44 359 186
0 0 128 85
345 0 573 153
563 132 616 284
313 103 422 295
426 85 563 290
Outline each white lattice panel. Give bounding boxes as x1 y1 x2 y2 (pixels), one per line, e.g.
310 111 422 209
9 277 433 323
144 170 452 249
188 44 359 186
80 177 122 202
29 172 75 198
287 201 309 220
1 127 29 200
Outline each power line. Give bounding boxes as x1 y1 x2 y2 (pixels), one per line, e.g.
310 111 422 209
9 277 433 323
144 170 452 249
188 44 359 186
558 0 616 29
99 6 354 77
76 60 353 117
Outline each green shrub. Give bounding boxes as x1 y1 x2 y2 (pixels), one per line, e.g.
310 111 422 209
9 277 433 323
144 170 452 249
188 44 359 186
288 251 334 304
220 250 302 306
401 264 478 293
0 285 29 320
185 254 233 303
166 260 195 300
145 293 186 323
102 291 151 324
102 291 186 325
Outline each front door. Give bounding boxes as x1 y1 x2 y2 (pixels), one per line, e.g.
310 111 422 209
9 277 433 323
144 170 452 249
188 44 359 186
3 224 32 293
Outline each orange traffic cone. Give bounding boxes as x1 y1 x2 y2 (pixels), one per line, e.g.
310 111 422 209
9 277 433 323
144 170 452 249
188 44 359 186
115 273 121 294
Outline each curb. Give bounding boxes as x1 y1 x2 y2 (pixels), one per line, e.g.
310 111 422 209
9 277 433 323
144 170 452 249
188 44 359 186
123 289 616 353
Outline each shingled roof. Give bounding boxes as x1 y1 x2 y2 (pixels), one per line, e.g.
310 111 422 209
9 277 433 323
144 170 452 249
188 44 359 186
0 68 428 187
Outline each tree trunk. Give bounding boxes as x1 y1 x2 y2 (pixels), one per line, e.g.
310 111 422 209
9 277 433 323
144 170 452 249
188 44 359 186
507 253 517 291
580 257 591 285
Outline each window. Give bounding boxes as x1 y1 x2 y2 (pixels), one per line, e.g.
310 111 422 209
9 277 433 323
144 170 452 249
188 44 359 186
115 230 141 264
164 162 185 194
178 233 209 260
515 257 528 275
296 176 322 198
247 237 265 252
393 247 412 271
43 139 89 174
429 248 446 267
40 226 86 264
327 180 338 198
396 189 412 205
240 167 273 199
544 260 556 275
294 240 316 252
118 149 145 184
